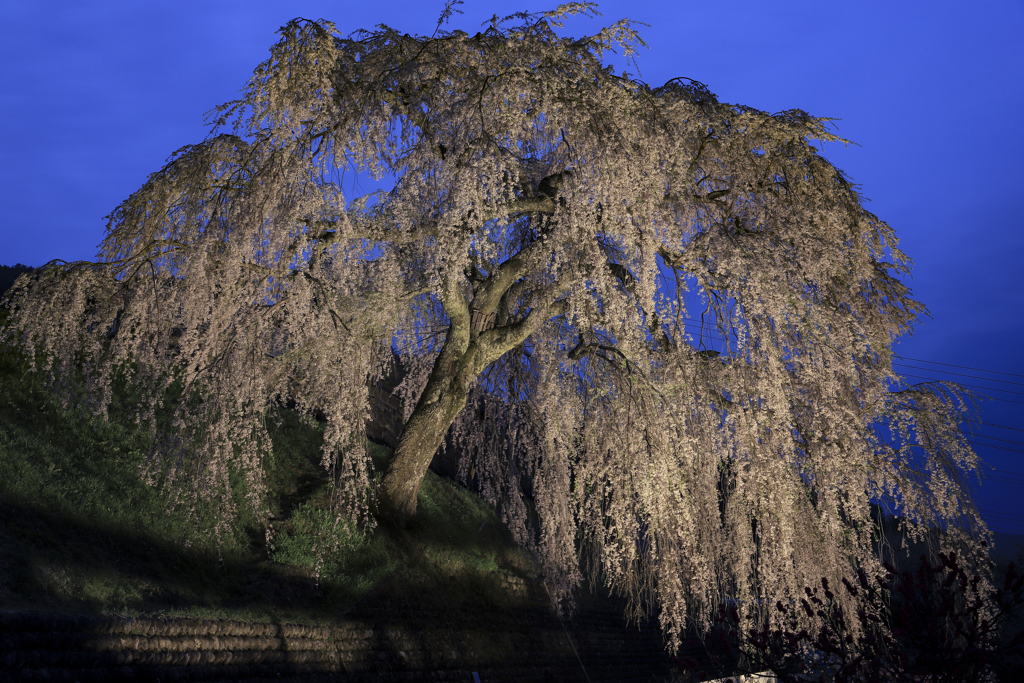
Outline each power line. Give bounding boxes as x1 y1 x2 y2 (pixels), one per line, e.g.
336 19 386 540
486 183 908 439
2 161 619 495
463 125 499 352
985 519 1024 528
975 476 1024 487
669 319 1024 386
974 478 1024 492
979 466 1024 478
980 478 1024 487
672 326 1024 397
982 520 1023 530
892 354 1024 380
981 470 1024 480
979 507 1024 522
893 379 1024 406
982 474 1024 483
668 319 1023 380
985 518 1024 527
893 363 1024 387
971 434 1024 448
971 468 1024 481
575 314 1024 412
895 373 1024 396
967 421 1024 435
976 474 1024 486
968 441 1024 455
983 511 1024 521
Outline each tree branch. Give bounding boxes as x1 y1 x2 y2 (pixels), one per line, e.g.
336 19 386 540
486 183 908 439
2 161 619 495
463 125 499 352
472 296 569 372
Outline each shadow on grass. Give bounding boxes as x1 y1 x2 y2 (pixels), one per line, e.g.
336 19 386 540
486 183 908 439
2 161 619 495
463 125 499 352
0 492 332 620
0 477 545 625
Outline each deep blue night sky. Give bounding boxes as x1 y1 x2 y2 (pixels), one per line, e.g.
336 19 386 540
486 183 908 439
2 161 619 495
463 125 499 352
1 1 1022 547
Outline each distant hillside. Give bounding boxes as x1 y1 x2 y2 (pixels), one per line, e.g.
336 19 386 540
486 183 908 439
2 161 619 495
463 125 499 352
0 263 36 298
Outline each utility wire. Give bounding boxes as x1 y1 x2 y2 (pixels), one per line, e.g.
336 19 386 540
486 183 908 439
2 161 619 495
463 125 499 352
671 318 1024 388
983 510 1024 520
895 373 1024 396
978 466 1024 477
986 518 1024 527
982 513 1024 524
967 421 1024 435
892 379 1024 406
893 364 1024 388
977 474 1024 486
971 434 1024 448
980 518 1024 532
668 316 1022 380
975 468 1024 480
977 472 1024 483
892 354 1024 379
670 318 1023 383
969 441 1024 455
979 507 1024 522
633 315 1024 416
980 477 1024 487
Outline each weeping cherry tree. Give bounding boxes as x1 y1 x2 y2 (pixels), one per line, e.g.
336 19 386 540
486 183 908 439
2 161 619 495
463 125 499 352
2 3 988 649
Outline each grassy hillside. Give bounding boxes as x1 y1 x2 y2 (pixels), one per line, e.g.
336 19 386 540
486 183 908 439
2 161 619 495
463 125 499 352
0 311 538 625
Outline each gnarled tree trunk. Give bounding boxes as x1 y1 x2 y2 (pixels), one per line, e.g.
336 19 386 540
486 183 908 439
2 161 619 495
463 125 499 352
379 260 567 527
379 330 472 527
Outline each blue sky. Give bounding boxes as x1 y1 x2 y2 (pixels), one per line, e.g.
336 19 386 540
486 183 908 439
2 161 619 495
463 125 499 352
1 0 1022 544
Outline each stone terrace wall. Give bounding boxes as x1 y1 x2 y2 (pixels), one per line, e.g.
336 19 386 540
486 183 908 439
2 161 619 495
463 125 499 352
1 587 734 682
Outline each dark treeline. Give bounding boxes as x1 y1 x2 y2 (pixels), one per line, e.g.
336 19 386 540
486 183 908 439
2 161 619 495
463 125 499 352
0 264 37 299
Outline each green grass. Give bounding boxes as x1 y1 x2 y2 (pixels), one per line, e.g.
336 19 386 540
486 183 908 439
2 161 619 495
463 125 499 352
0 316 539 626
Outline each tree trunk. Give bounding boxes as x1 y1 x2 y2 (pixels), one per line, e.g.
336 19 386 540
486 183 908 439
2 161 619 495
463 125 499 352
378 253 560 527
379 310 474 527
379 375 469 527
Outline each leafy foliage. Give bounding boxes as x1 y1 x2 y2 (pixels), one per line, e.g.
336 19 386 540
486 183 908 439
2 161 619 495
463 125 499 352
1 2 989 648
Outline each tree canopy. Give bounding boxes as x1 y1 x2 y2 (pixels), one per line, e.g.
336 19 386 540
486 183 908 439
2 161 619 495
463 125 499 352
2 2 987 649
